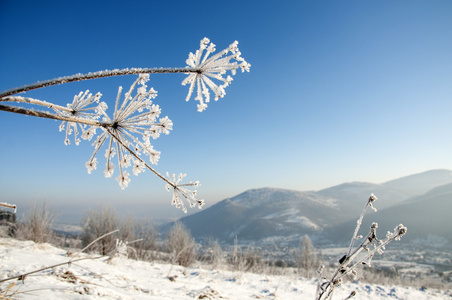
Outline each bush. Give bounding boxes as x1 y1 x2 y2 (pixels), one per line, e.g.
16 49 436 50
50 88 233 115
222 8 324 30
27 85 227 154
166 222 197 267
80 207 159 259
16 203 55 243
132 221 158 261
81 206 120 255
231 245 265 273
208 239 225 269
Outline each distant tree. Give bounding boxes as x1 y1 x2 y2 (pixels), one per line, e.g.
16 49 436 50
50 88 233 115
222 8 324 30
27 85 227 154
298 234 318 277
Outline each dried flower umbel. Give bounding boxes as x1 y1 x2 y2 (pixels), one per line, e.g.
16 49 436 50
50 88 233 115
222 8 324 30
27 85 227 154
0 38 250 212
315 194 407 300
183 37 251 112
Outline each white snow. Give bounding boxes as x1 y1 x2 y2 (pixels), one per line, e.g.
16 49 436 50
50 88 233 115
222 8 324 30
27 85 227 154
263 209 321 230
1 237 450 299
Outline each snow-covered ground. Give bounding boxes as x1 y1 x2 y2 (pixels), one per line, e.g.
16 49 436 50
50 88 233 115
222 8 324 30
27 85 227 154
1 237 450 299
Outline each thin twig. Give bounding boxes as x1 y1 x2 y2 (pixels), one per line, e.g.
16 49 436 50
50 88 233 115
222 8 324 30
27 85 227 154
0 256 103 284
346 194 376 257
70 229 119 260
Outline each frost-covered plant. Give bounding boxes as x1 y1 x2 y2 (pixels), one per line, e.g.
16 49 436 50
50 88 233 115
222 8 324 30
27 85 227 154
81 207 121 255
166 222 197 267
16 203 55 244
0 38 250 212
183 37 250 112
315 194 407 300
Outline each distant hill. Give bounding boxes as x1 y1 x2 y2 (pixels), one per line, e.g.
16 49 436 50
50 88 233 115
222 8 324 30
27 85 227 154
323 182 452 246
176 170 452 247
381 169 452 197
178 188 342 244
316 181 410 215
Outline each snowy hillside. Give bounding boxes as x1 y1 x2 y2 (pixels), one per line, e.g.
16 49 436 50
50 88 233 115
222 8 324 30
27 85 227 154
177 170 452 245
1 237 450 299
177 188 342 244
324 182 452 244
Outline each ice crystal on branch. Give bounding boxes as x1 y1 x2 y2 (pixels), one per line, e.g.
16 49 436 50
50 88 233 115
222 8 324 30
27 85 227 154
165 172 204 213
182 38 251 112
55 90 106 145
83 74 171 189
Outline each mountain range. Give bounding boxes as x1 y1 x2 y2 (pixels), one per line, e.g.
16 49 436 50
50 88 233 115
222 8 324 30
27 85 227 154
176 169 452 247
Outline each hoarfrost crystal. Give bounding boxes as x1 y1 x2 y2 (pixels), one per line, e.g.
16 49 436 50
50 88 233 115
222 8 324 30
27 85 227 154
182 38 251 112
166 172 203 213
55 90 106 145
83 74 170 189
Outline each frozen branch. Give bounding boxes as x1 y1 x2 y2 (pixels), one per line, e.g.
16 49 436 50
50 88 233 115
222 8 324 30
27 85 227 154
0 104 106 127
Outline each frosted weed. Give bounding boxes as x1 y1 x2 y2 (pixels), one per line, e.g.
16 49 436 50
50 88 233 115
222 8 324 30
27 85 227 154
0 38 250 212
315 194 407 300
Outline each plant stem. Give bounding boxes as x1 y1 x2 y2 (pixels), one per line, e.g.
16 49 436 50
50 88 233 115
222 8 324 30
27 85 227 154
0 67 201 98
105 127 174 188
70 229 119 260
0 104 108 127
346 200 370 257
0 256 103 284
0 96 70 112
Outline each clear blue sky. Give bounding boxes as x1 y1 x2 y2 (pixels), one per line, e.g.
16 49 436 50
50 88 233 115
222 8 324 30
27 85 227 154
1 0 451 220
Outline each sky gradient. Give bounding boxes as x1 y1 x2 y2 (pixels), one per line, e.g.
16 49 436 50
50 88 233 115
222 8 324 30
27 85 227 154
1 0 451 220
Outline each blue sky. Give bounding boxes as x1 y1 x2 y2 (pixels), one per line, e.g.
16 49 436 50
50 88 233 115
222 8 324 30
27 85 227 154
1 1 451 220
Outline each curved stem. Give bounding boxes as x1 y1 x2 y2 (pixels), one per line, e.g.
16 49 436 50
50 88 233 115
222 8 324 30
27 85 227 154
0 67 201 98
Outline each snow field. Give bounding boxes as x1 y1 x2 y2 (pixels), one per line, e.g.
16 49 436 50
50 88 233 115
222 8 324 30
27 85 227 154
0 237 450 299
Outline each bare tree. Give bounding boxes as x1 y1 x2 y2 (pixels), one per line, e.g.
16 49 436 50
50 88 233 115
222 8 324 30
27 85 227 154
298 235 318 277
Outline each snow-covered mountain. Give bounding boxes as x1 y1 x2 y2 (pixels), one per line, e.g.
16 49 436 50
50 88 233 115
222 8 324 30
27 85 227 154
177 170 452 246
178 188 341 244
382 169 452 197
